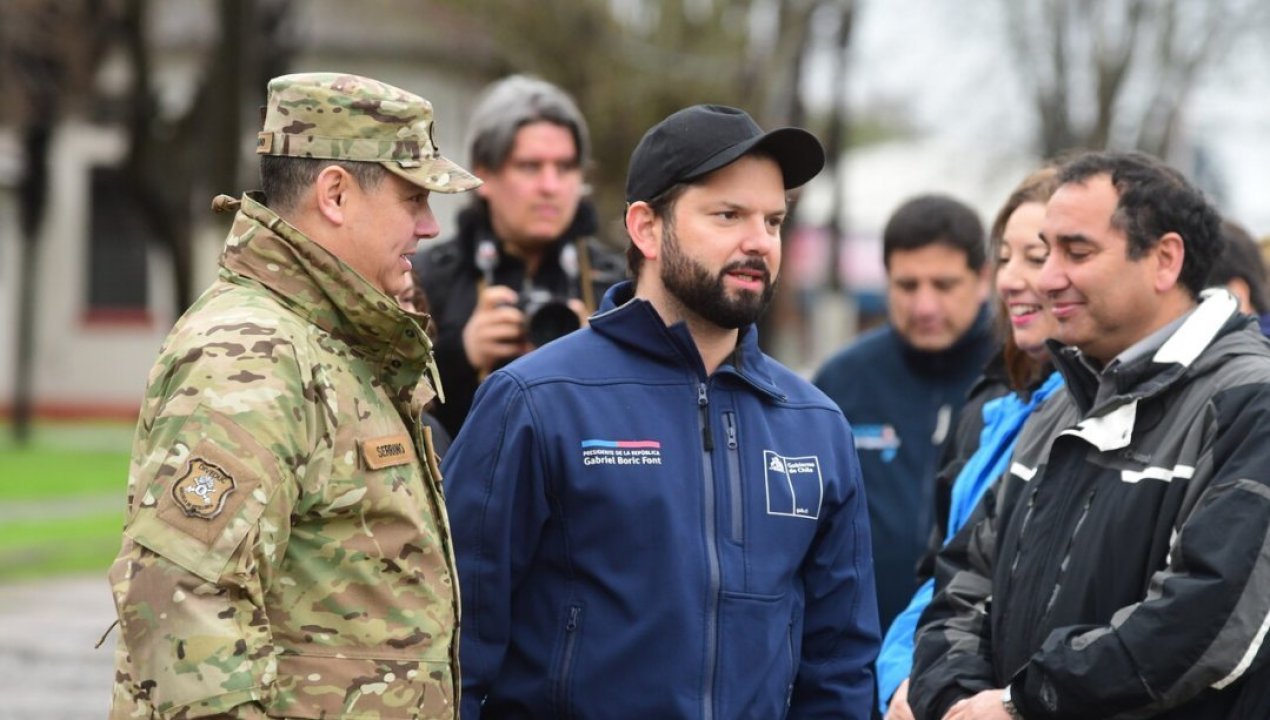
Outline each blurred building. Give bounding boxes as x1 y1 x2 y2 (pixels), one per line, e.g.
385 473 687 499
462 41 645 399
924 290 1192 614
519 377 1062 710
0 0 496 420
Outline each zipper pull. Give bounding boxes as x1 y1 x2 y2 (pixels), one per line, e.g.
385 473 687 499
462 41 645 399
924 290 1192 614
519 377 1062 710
725 413 737 450
698 383 714 452
566 606 580 631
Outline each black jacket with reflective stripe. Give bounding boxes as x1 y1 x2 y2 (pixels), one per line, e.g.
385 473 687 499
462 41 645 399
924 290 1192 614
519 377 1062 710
912 292 1270 719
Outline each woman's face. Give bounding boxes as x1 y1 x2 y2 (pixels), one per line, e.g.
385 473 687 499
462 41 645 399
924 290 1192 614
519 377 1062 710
996 201 1058 359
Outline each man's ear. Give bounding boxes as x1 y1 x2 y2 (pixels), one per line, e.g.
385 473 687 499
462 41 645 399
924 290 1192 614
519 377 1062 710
314 165 351 226
626 201 661 263
1153 231 1186 293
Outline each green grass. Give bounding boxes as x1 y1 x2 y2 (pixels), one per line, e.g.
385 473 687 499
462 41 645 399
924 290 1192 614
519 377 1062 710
0 421 132 581
0 449 130 499
0 513 123 581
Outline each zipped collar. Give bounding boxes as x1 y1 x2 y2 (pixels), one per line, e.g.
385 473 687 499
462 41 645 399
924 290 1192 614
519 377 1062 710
591 281 785 401
898 304 994 376
1049 289 1245 416
217 193 443 401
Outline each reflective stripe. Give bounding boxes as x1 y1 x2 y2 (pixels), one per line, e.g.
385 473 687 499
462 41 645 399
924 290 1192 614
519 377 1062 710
1010 462 1038 481
1213 606 1270 689
1120 464 1196 484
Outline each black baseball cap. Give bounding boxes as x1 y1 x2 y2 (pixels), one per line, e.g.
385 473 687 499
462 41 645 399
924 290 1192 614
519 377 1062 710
625 104 825 204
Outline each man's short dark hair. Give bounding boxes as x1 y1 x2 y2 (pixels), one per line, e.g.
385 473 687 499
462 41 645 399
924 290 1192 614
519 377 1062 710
1058 151 1223 300
1208 220 1270 314
260 156 388 213
882 194 986 271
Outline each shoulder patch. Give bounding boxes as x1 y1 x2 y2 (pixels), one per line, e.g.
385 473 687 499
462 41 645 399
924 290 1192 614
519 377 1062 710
172 458 237 520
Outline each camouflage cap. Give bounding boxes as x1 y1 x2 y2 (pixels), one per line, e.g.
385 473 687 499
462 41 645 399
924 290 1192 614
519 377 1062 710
257 72 481 194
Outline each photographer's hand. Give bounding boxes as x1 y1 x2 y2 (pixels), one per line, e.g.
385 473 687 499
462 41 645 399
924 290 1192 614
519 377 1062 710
464 285 529 375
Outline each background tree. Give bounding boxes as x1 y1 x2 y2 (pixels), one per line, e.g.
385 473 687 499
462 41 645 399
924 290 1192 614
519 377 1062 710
440 0 855 234
0 0 110 444
1003 0 1267 158
0 0 294 443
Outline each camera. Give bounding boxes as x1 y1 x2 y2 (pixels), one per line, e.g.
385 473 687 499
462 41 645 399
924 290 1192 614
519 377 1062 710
518 288 581 348
476 238 583 349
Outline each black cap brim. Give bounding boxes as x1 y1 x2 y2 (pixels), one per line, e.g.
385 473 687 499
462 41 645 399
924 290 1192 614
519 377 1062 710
680 126 825 191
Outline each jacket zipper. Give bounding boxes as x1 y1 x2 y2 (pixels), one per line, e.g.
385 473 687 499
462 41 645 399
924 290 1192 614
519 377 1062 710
698 382 719 720
556 604 582 719
785 617 796 709
1043 489 1097 615
724 411 743 544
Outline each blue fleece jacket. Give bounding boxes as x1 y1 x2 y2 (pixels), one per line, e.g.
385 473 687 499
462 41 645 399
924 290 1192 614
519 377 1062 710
444 282 880 719
813 311 993 636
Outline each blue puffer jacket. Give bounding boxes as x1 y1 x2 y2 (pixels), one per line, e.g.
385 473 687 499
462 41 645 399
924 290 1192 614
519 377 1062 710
444 281 880 719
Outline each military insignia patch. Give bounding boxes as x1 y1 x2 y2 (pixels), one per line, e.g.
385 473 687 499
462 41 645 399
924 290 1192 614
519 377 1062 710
173 458 237 520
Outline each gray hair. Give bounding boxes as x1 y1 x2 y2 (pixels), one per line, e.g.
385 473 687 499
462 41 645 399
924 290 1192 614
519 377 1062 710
466 74 590 171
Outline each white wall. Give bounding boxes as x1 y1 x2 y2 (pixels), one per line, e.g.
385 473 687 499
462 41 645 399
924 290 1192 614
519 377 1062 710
19 122 174 414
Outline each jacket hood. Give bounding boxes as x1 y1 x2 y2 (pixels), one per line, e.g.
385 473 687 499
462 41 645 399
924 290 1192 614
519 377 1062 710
592 281 783 399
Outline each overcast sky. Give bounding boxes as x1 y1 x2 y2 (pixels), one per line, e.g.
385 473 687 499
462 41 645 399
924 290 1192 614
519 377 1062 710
802 0 1270 235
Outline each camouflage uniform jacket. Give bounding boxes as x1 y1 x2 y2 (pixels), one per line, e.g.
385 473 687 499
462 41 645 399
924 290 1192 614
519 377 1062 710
109 194 460 720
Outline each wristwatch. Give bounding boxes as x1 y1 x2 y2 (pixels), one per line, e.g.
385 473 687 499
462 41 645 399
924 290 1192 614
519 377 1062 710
1001 684 1024 719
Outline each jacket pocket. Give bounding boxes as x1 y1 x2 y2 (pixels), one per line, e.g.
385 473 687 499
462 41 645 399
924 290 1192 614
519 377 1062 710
267 653 454 719
716 590 795 720
552 604 584 720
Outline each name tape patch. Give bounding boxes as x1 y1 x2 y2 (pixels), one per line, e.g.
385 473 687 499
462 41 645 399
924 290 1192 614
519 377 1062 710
580 439 663 467
362 433 416 469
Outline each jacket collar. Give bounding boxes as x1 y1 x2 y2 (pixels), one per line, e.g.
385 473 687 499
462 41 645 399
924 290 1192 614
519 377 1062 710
218 193 443 403
897 305 994 375
1049 289 1243 417
592 281 784 400
452 198 600 274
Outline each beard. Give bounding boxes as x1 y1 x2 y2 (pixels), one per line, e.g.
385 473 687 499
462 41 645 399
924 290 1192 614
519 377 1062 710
659 222 775 330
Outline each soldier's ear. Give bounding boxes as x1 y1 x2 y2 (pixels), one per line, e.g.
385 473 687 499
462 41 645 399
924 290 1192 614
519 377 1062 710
314 164 350 226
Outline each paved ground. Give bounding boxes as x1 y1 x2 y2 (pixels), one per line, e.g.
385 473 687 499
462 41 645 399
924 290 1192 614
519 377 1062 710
0 575 116 719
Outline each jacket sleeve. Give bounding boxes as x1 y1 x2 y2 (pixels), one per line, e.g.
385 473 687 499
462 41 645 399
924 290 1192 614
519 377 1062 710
788 420 880 719
908 479 1008 720
109 386 298 717
1009 384 1270 719
876 579 933 713
443 371 554 720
